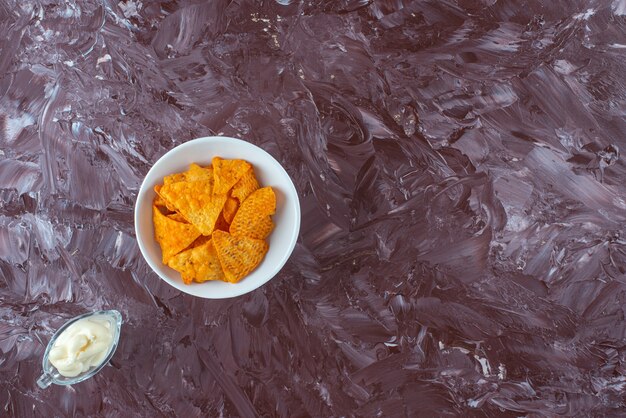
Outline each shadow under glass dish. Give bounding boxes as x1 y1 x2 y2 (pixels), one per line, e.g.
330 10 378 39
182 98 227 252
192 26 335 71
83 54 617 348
37 310 123 389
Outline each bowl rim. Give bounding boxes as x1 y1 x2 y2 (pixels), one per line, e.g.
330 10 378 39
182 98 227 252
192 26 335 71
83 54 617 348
134 136 301 299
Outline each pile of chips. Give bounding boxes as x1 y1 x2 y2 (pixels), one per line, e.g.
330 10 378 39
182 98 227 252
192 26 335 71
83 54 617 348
152 157 276 284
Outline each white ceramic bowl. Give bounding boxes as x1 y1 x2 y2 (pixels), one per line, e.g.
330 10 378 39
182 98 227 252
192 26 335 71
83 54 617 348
134 136 301 299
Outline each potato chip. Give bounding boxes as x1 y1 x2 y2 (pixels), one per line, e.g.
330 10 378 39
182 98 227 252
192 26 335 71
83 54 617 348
167 239 225 283
234 216 274 240
212 157 252 195
153 205 201 263
154 185 178 212
188 235 211 248
164 163 213 185
222 196 239 224
212 230 268 283
231 167 259 203
184 163 214 183
159 180 227 235
153 158 277 285
163 172 187 185
230 187 276 240
153 192 167 208
214 212 231 232
167 213 188 223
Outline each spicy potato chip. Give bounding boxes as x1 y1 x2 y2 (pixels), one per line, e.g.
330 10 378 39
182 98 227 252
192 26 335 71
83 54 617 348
153 192 167 208
163 172 187 185
212 230 268 283
212 157 252 195
231 167 259 203
154 185 178 212
214 212 231 232
153 158 276 286
167 239 225 284
184 163 214 183
187 235 211 250
222 196 239 224
167 213 188 223
230 187 276 240
159 180 227 235
164 163 213 185
153 205 201 263
235 216 275 241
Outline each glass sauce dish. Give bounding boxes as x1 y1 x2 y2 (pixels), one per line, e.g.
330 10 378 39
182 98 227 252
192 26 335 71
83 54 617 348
37 310 122 389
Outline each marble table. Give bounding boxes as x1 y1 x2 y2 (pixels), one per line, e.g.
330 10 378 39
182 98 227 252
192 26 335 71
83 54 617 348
2 0 626 416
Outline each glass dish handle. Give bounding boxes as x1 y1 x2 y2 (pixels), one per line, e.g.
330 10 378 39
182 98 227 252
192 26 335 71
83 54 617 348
37 372 55 389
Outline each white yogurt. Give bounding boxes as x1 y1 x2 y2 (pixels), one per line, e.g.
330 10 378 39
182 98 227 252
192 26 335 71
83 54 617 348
48 316 114 377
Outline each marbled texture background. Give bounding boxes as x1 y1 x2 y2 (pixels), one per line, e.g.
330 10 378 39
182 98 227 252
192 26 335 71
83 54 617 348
2 0 626 416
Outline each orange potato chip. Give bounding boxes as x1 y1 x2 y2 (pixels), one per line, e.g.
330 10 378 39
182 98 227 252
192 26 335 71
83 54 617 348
153 159 276 285
188 235 211 248
231 167 259 203
164 163 213 185
230 187 276 240
167 239 225 283
153 205 201 263
163 172 187 185
167 213 188 223
154 185 178 212
214 212 231 232
159 180 227 235
153 192 167 208
222 196 239 224
234 216 274 240
212 230 268 283
212 157 252 195
184 163 214 183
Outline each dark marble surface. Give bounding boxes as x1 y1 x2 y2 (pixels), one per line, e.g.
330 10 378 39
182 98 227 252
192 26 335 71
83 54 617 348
2 0 626 416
